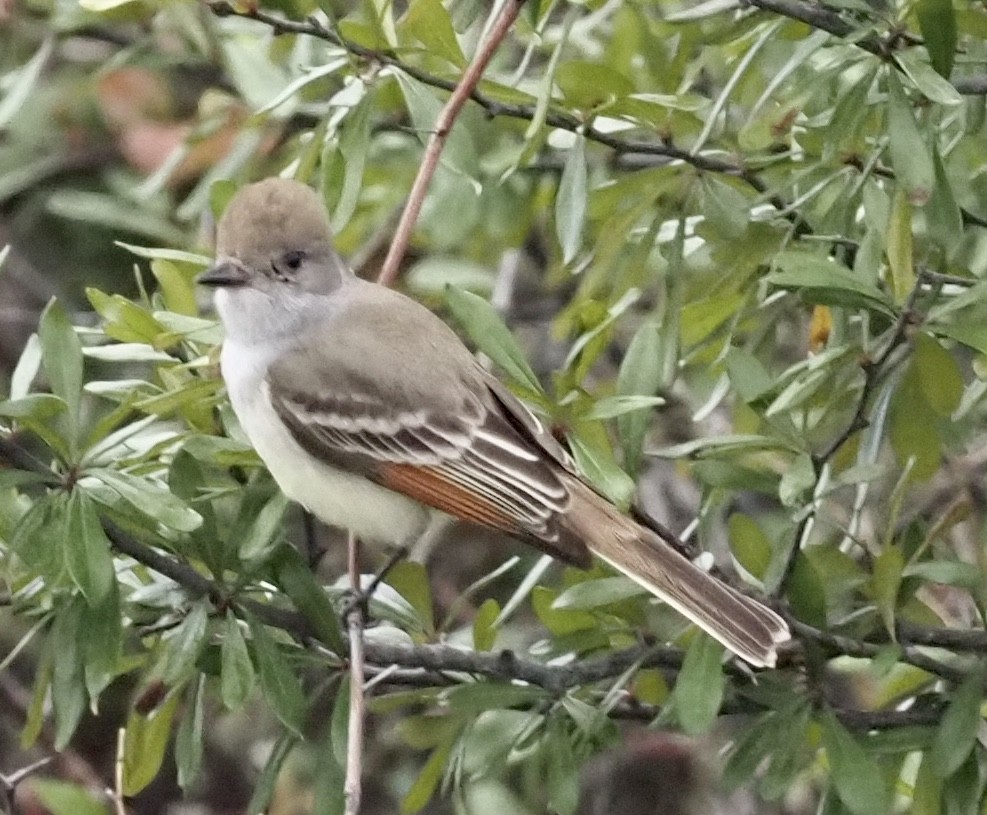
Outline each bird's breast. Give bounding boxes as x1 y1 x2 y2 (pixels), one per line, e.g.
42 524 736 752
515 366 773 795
219 339 432 546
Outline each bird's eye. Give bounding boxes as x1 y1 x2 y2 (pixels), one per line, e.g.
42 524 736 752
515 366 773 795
282 250 305 271
272 250 305 281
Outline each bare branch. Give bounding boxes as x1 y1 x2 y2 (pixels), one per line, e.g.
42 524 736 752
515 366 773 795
344 533 365 815
377 0 526 285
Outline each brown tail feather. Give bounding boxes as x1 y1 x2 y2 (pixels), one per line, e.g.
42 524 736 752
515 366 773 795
562 479 790 667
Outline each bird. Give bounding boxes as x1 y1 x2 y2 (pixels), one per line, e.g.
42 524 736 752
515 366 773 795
198 177 790 667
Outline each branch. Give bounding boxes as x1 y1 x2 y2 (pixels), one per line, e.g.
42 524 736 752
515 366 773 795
775 278 925 595
377 0 525 284
344 534 364 815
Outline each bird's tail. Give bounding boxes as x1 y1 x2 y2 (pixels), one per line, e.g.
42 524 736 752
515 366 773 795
562 479 790 667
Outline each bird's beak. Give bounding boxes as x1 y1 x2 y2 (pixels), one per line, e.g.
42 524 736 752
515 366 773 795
198 260 249 288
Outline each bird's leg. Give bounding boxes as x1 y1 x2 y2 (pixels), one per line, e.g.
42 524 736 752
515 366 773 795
339 515 448 618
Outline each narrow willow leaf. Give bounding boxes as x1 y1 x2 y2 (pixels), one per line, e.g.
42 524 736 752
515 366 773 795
444 286 542 394
271 544 345 653
329 93 372 232
916 0 956 78
555 136 587 264
886 72 935 206
38 299 83 447
64 491 114 605
246 613 307 735
0 37 53 128
728 513 772 581
247 733 297 815
552 576 645 609
886 185 915 303
89 468 202 532
616 318 663 474
51 600 86 749
872 546 903 634
930 670 984 778
162 601 210 685
385 561 435 636
402 739 454 814
221 611 255 710
123 692 181 795
472 598 500 651
176 674 206 789
820 713 891 815
673 634 725 735
926 146 963 260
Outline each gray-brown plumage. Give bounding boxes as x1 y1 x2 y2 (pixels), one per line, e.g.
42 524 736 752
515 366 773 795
200 178 791 667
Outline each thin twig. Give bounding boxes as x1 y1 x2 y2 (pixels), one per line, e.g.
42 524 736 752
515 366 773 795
344 532 365 815
113 729 127 815
377 0 525 285
775 280 925 595
1 757 52 815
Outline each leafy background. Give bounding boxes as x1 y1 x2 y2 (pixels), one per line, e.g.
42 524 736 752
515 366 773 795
2 0 987 811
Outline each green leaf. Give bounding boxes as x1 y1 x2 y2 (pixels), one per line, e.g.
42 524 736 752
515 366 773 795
444 286 542 394
673 634 725 735
30 779 107 815
820 713 891 815
555 136 587 264
886 71 935 206
81 583 122 699
728 513 772 581
872 546 903 634
221 611 256 710
767 251 894 316
151 259 198 317
473 598 500 651
0 37 53 129
329 93 372 232
783 553 827 627
402 739 454 814
51 600 87 749
886 185 915 303
401 0 465 65
239 491 289 561
555 61 634 109
567 428 635 508
895 50 960 106
271 545 345 653
176 674 206 789
162 601 210 685
701 176 749 239
930 670 984 778
385 561 435 636
545 714 579 815
552 576 646 609
911 750 943 815
651 434 800 459
915 0 956 78
926 146 963 261
531 586 597 635
913 333 962 417
902 560 983 588
446 682 545 715
582 394 664 421
616 317 666 474
63 491 114 605
889 366 940 481
330 675 350 765
247 613 307 735
122 692 181 795
39 299 83 445
246 733 297 815
88 468 202 533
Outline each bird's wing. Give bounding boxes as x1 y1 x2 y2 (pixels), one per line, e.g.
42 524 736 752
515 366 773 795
265 286 590 565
